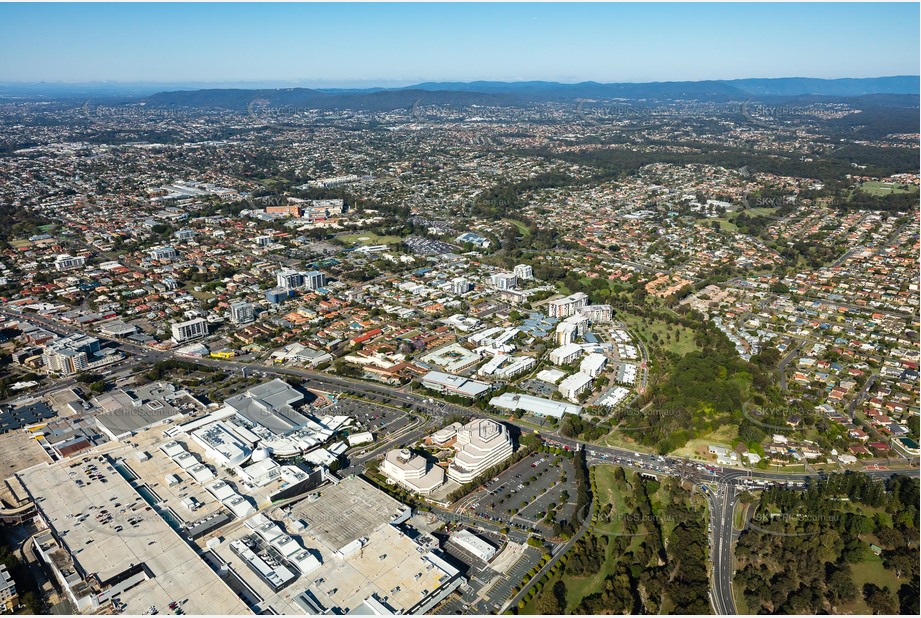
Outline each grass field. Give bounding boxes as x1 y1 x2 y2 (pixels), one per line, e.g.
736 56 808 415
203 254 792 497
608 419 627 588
592 465 633 535
859 181 919 197
712 207 778 232
712 218 739 232
336 231 402 246
504 218 532 237
670 426 739 459
844 549 905 613
183 284 215 302
620 312 700 357
741 207 779 218
603 432 646 450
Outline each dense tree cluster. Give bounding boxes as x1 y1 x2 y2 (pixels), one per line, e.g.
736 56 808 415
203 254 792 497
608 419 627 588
0 205 49 247
735 473 919 614
567 470 710 614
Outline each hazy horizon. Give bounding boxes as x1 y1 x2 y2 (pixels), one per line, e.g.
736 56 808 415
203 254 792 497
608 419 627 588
1 2 918 85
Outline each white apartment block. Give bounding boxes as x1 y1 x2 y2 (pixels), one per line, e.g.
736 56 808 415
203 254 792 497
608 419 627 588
149 246 178 261
276 268 304 290
579 304 613 322
53 254 86 271
41 334 101 376
580 353 608 378
513 264 533 280
229 301 255 325
172 317 209 343
303 270 326 291
555 314 589 345
451 278 473 295
547 292 588 318
559 372 593 402
43 347 88 375
490 272 518 290
555 322 577 345
549 343 583 366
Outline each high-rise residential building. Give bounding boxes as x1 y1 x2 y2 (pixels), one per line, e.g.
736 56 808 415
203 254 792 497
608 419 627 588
555 321 577 345
490 272 518 290
303 270 326 291
451 277 473 295
547 292 589 318
513 264 533 280
276 268 304 290
171 317 209 343
41 334 101 376
578 304 613 323
229 301 255 325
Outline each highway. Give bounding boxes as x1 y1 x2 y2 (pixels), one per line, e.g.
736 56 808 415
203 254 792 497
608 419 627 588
4 308 919 614
706 482 741 615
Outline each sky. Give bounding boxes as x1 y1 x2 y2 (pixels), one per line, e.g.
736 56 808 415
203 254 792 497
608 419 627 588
0 2 918 86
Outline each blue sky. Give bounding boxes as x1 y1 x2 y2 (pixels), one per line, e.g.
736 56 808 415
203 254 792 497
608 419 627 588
1 2 918 85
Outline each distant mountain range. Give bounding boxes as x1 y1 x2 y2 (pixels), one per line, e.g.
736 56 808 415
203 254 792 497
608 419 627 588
2 76 917 112
136 76 919 112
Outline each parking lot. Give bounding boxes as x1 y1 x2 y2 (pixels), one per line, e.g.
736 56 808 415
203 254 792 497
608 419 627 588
519 378 558 399
404 236 460 255
476 544 544 613
435 543 544 615
461 451 578 537
323 396 413 438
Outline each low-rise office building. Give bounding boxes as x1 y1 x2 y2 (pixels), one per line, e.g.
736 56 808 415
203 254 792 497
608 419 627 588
380 448 445 495
449 529 498 563
420 371 490 399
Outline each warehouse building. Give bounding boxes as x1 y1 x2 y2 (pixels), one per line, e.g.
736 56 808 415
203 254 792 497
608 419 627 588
449 528 498 563
489 392 582 419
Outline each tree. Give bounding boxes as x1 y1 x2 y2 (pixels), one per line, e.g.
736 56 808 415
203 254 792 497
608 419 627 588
536 580 567 615
864 584 897 615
